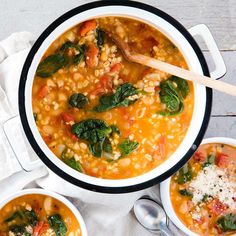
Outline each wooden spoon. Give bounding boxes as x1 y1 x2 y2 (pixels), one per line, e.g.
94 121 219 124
105 30 236 96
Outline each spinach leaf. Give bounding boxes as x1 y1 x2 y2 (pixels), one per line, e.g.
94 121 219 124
202 155 215 168
73 44 86 64
96 28 105 49
111 125 121 136
216 214 236 232
48 214 67 236
68 93 89 109
201 194 212 203
9 225 30 236
177 163 193 184
36 54 67 78
61 150 83 173
102 137 112 153
158 76 189 116
179 189 193 197
5 210 38 227
118 139 139 156
59 41 76 52
158 80 183 116
93 83 140 112
169 76 189 99
72 119 112 157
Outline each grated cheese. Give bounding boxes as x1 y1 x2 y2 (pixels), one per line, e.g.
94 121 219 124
189 165 236 209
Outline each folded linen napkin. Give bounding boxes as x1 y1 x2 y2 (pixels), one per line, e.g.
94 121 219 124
0 32 184 236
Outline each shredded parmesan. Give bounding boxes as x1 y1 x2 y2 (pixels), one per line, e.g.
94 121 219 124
189 165 236 209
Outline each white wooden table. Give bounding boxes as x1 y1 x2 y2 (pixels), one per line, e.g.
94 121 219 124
0 0 235 138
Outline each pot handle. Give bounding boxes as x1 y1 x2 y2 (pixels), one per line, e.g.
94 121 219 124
188 24 226 80
3 115 43 172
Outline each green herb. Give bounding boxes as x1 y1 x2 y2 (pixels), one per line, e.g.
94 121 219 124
216 214 236 232
68 93 89 109
177 163 193 184
202 194 212 203
61 150 83 173
9 225 30 236
202 155 215 168
93 83 140 112
96 28 105 49
72 119 112 157
179 189 193 197
48 214 67 236
118 139 139 157
111 125 121 136
157 76 189 116
36 54 67 78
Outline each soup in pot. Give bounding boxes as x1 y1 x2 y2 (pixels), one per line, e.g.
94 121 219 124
32 17 194 179
0 194 81 236
170 143 236 235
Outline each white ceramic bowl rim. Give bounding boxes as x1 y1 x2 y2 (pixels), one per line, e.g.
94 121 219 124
0 188 88 236
160 137 236 236
18 1 212 193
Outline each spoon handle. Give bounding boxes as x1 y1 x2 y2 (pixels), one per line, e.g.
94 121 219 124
160 220 174 236
132 53 236 97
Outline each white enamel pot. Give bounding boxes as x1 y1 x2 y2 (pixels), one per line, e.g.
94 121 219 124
160 137 236 236
0 188 88 236
13 1 226 194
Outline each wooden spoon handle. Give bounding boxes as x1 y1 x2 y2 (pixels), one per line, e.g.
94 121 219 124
132 53 236 96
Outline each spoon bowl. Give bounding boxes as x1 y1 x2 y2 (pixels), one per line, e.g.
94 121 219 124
133 198 174 235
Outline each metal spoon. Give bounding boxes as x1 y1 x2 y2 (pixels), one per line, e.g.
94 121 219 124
133 198 174 236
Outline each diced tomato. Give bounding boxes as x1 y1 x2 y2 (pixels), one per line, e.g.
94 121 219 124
193 216 205 225
61 112 74 123
33 221 49 236
154 86 160 93
207 199 228 216
89 75 113 96
216 153 229 168
100 75 113 92
233 197 236 202
42 134 52 144
38 85 48 98
193 151 206 163
85 43 99 68
79 19 97 36
158 135 166 158
66 125 78 141
110 63 122 73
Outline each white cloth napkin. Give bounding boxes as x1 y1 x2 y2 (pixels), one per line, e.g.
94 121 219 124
0 32 183 236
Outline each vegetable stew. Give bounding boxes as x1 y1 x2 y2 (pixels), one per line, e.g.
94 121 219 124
170 143 236 235
0 194 81 236
32 17 194 179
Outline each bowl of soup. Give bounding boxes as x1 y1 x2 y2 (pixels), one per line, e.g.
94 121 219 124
0 188 87 236
18 1 224 193
160 137 236 235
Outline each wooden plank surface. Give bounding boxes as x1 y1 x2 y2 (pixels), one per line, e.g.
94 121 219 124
0 0 235 50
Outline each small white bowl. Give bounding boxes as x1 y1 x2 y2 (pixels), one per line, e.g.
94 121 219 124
160 137 236 236
0 188 88 236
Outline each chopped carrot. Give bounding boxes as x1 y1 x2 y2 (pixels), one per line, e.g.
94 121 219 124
110 63 122 72
33 221 49 236
38 85 48 98
61 112 74 123
85 43 99 68
159 135 166 158
79 19 97 36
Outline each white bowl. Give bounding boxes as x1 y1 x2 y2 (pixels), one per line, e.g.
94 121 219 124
160 137 236 236
0 188 88 236
18 1 218 193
